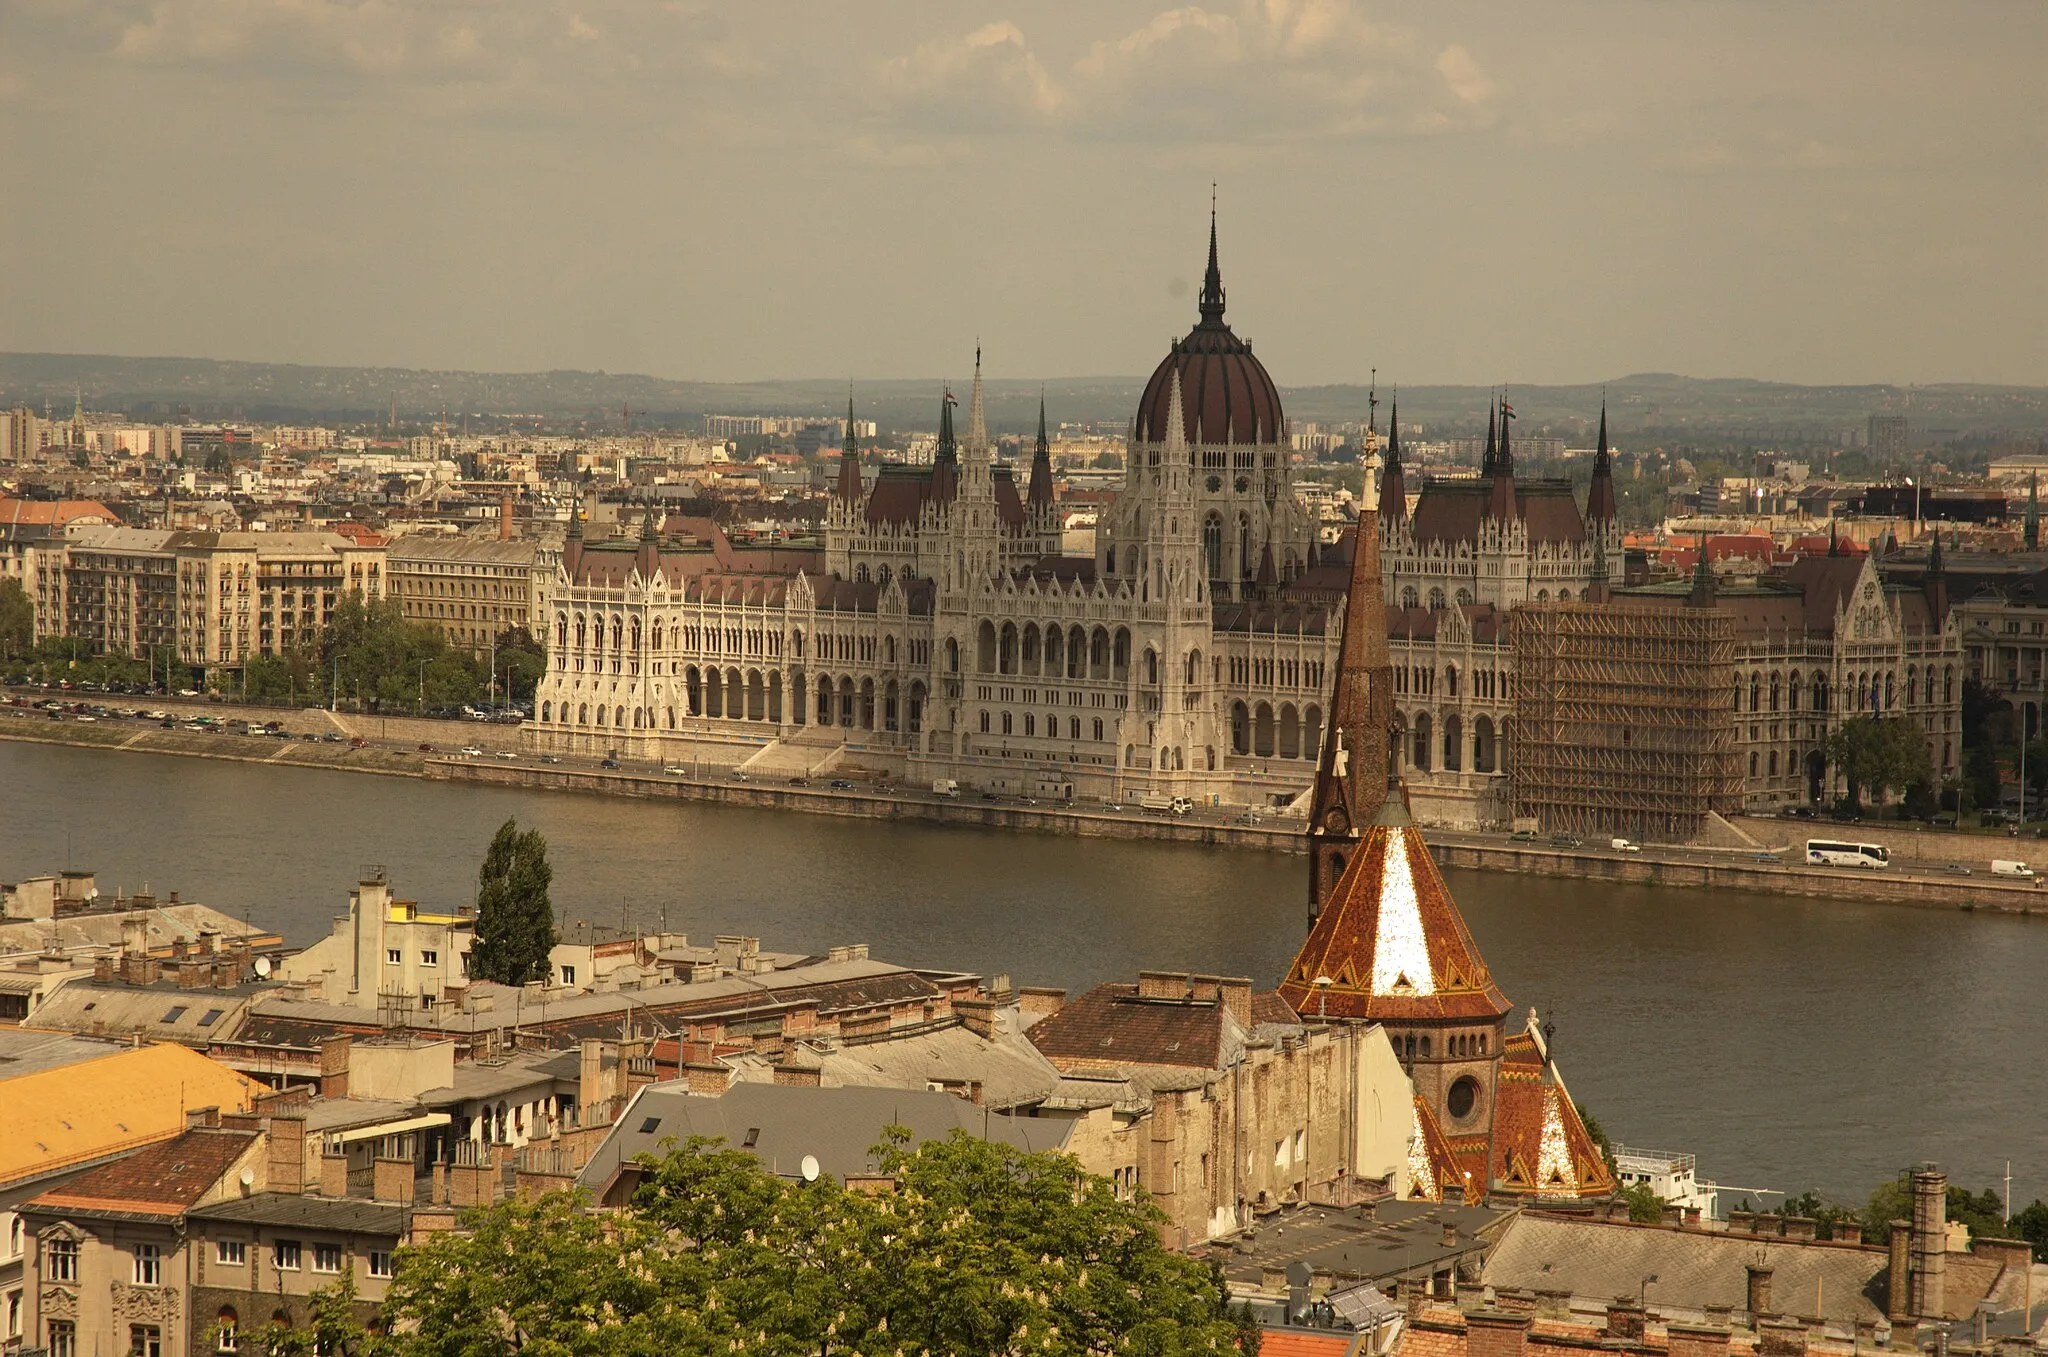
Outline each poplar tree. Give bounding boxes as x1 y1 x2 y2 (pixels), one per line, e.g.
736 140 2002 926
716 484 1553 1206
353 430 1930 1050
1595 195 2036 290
468 818 556 985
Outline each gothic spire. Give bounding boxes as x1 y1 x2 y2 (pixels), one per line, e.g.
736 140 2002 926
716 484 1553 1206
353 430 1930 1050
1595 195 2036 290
2028 473 2040 551
965 346 988 452
1027 391 1054 509
836 391 862 503
1585 395 1617 525
935 387 957 467
1378 389 1407 523
1487 394 1518 523
1688 532 1717 608
1481 398 1497 477
1198 196 1226 326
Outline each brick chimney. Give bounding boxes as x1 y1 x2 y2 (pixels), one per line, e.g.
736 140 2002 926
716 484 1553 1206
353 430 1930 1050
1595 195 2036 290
1756 1321 1807 1357
1215 976 1253 1029
499 493 514 541
954 995 996 1039
1836 1220 1862 1245
1910 1165 1947 1320
93 953 115 983
1668 1326 1732 1357
1784 1215 1817 1241
683 1062 730 1096
268 1113 308 1194
1017 986 1066 1017
1607 1303 1647 1343
1136 970 1190 1000
1887 1220 1913 1322
318 1034 351 1099
1466 1311 1532 1357
1746 1264 1774 1319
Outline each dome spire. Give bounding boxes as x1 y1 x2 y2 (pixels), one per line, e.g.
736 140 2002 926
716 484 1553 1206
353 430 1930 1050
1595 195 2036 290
1199 186 1226 326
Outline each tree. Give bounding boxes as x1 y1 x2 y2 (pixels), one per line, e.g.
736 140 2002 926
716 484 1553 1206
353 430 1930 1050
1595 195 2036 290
0 578 31 661
1824 717 1932 808
1965 743 2002 813
1576 1102 1619 1178
467 818 555 985
2011 1200 2048 1262
1622 1181 1664 1224
492 626 546 703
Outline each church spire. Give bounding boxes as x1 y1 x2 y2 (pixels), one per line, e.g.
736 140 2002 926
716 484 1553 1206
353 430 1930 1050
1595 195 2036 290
1481 399 1497 477
1198 192 1226 326
1378 389 1406 523
1585 396 1616 525
1687 531 1717 608
1027 391 1054 509
965 346 988 454
2028 473 2040 551
1925 527 1950 626
1487 393 1518 523
836 391 862 503
935 387 957 466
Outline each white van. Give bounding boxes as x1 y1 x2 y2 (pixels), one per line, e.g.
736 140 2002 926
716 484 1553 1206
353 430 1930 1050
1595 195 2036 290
931 779 959 797
1610 838 1642 853
1991 860 2036 879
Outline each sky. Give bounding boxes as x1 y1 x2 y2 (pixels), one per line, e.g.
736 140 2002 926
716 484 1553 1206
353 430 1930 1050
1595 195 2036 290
2 1 2044 389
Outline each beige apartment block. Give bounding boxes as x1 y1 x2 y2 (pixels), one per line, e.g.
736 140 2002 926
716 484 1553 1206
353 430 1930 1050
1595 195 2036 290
30 528 385 674
385 533 556 655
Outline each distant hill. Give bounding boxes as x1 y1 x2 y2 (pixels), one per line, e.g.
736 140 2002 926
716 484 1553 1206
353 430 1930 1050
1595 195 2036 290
2 352 2042 442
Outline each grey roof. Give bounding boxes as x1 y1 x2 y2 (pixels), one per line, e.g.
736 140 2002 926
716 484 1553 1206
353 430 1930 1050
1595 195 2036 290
801 1015 1063 1111
0 1029 129 1080
189 1192 408 1237
0 903 273 957
387 535 545 566
1213 1199 1505 1289
1483 1214 1892 1324
299 1097 423 1133
26 982 256 1044
575 1080 1074 1194
419 1049 580 1105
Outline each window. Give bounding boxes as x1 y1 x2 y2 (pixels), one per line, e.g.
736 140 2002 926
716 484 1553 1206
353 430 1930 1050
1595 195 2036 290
312 1244 342 1274
639 1117 662 1134
367 1251 394 1280
216 1307 239 1353
46 1238 77 1281
274 1240 301 1271
560 965 576 986
7 1214 19 1257
385 949 402 966
134 1243 161 1285
160 1006 188 1024
215 1239 246 1266
7 1288 19 1339
420 950 438 967
130 1324 162 1357
198 1008 225 1027
49 1320 76 1357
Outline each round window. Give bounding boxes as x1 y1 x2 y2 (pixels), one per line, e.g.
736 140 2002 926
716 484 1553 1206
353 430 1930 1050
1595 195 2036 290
1234 476 1250 493
1447 1075 1479 1121
1206 475 1222 493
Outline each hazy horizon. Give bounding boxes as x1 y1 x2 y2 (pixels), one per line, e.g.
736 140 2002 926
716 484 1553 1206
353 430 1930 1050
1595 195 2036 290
4 2 2043 390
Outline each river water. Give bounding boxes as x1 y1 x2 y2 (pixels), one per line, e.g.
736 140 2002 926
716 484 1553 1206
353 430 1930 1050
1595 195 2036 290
3 739 2042 1211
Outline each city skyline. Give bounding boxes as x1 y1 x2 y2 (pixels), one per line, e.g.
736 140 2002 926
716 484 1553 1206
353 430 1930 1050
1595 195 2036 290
2 2 2043 390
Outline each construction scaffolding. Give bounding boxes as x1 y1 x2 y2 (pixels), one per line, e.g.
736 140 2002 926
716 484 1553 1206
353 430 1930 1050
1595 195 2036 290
1510 600 1744 843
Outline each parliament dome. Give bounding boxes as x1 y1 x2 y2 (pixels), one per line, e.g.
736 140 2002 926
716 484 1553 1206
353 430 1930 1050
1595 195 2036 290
1134 218 1286 447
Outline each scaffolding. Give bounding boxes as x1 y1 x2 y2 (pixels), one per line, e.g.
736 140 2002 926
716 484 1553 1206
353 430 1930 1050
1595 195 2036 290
1510 600 1744 842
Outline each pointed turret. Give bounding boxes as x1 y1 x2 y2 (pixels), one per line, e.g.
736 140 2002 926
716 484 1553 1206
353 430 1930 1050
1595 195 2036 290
1257 538 1278 591
1585 398 1616 525
932 388 958 502
1198 200 1226 326
1306 458 1398 924
1487 395 1518 522
1687 532 1717 608
1378 391 1407 523
1480 400 1497 477
635 498 662 579
2028 473 2040 551
1162 366 1188 464
563 502 584 577
1027 393 1054 509
835 393 862 503
1828 520 1841 557
964 348 988 456
1924 528 1950 626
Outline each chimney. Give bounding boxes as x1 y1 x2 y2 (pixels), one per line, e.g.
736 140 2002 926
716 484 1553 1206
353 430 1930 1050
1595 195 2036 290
319 1152 349 1198
578 1038 605 1119
1216 976 1254 1029
683 1062 730 1096
1784 1215 1817 1241
178 960 210 989
93 953 115 983
1756 1320 1807 1357
954 995 996 1040
1443 1220 1460 1247
1018 986 1066 1017
185 1105 221 1130
121 914 148 957
1668 1326 1732 1357
1606 1302 1646 1343
1837 1220 1862 1245
771 1065 821 1088
1136 970 1190 1000
268 1113 308 1195
1746 1264 1775 1319
1728 1209 1756 1235
1684 1207 1703 1229
1662 1204 1686 1226
1888 1220 1913 1322
499 493 514 541
1466 1311 1532 1357
318 1034 351 1099
1910 1165 1947 1320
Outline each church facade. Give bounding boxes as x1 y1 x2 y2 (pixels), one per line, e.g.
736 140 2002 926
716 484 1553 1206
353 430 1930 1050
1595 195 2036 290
527 221 1345 803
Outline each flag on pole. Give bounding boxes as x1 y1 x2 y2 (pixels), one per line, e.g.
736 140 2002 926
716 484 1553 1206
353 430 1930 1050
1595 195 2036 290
1500 400 1517 420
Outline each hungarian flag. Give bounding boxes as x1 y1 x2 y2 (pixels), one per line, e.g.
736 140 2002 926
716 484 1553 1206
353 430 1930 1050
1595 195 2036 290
1500 400 1517 420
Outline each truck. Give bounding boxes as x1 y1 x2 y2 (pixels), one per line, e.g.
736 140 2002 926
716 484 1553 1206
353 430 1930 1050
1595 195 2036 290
1610 837 1642 853
1990 859 2036 879
931 779 960 797
1139 795 1195 816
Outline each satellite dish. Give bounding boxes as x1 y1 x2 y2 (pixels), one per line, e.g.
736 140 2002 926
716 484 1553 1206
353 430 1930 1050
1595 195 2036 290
799 1154 820 1183
253 956 273 978
239 1167 255 1190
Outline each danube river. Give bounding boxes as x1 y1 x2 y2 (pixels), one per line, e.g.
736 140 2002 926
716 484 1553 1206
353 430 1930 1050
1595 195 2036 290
4 739 2043 1210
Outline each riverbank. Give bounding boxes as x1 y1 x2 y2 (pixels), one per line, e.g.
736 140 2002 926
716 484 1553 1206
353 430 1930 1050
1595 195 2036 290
7 712 2043 918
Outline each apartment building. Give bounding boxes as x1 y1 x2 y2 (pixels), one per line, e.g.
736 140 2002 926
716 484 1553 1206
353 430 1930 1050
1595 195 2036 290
385 531 556 655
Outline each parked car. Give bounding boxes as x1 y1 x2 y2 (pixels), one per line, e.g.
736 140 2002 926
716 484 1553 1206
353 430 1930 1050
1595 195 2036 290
417 742 435 752
662 765 691 776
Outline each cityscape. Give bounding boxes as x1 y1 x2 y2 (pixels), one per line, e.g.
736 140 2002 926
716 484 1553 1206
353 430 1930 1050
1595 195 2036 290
2 3 2044 1356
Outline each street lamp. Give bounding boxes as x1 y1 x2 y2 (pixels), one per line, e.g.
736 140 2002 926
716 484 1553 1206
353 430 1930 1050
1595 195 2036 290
1313 974 1333 1021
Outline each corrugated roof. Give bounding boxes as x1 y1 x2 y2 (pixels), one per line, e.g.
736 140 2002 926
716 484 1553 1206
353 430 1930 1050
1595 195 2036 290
0 1042 261 1189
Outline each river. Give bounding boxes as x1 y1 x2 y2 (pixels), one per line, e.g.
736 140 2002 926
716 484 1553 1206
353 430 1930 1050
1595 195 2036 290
3 739 2043 1212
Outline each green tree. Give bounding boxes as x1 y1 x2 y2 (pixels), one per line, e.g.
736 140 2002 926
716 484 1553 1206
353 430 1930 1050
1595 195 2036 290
0 578 31 661
1965 743 2002 814
1622 1181 1664 1224
1824 716 1932 808
2011 1200 2048 1262
1576 1102 1619 1178
491 626 545 703
468 818 556 985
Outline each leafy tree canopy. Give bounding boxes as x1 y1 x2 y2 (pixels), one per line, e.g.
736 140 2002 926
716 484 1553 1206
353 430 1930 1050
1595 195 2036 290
1824 717 1932 808
467 818 556 986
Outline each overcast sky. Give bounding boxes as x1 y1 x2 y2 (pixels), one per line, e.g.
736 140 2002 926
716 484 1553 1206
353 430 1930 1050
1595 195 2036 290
3 1 2043 388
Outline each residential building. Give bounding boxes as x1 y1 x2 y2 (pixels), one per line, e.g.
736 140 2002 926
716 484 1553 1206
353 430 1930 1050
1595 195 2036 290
385 525 558 655
29 529 386 674
183 1196 406 1350
0 497 120 594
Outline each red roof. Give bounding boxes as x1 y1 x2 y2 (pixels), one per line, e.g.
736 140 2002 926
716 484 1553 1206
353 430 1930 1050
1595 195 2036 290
0 498 119 529
1260 1332 1359 1356
27 1127 257 1218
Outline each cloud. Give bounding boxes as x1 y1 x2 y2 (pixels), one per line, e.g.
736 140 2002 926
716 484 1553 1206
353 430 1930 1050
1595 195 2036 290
865 0 1496 152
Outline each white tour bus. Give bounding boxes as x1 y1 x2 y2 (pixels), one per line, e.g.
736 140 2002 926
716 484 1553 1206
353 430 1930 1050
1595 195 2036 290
1805 839 1890 869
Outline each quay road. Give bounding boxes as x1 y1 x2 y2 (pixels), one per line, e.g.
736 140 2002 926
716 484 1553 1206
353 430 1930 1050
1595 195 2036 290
7 686 2044 914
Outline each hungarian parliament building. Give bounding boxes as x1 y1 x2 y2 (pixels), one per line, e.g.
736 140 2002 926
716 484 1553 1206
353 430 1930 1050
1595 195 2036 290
528 222 1962 825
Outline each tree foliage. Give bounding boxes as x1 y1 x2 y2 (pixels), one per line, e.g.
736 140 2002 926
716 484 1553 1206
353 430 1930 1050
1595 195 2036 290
1621 1181 1664 1224
1824 717 1931 808
252 1134 1250 1356
467 818 556 985
0 579 31 661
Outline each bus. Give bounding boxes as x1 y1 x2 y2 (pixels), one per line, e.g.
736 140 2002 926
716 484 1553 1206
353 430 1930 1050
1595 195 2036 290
1805 839 1889 869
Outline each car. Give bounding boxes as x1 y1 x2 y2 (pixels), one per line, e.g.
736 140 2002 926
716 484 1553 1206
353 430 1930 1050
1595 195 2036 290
1610 837 1643 853
160 718 177 728
1508 829 1539 843
788 777 810 787
73 715 96 723
727 769 750 781
599 757 621 769
299 732 321 741
982 791 1000 802
662 765 690 776
417 742 436 753
348 737 367 749
828 779 853 790
492 749 519 760
322 732 343 743
1943 863 1973 876
1750 851 1783 864
1550 834 1584 849
459 745 485 757
538 754 560 764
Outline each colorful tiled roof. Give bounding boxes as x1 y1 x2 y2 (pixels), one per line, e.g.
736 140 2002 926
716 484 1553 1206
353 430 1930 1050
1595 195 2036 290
0 1042 261 1190
1279 797 1511 1024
